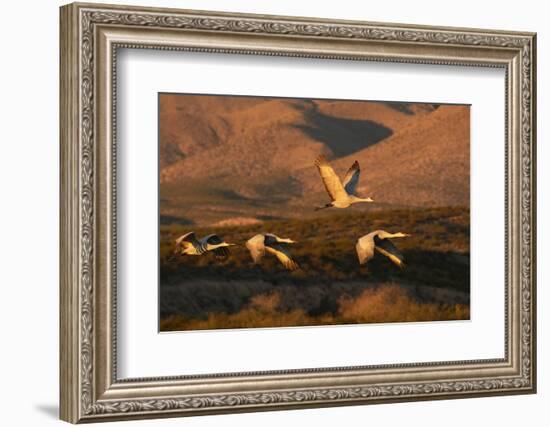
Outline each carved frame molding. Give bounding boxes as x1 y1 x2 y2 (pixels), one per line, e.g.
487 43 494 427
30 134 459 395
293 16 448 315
60 2 536 423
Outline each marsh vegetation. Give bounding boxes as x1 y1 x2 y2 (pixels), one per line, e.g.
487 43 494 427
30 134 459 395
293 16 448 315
160 206 470 331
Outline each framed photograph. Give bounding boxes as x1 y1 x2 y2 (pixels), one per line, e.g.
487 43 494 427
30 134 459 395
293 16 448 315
60 2 537 423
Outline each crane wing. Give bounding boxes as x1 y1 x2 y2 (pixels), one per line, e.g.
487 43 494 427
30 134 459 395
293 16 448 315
356 234 375 265
246 234 266 264
265 244 299 271
374 236 405 268
264 234 282 245
175 231 198 248
203 234 230 259
314 156 348 202
204 234 223 245
342 161 360 195
213 247 230 260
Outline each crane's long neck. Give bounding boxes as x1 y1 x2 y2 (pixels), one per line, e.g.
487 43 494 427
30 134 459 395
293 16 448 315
351 195 374 203
387 232 408 238
203 242 235 251
210 242 235 249
277 238 295 244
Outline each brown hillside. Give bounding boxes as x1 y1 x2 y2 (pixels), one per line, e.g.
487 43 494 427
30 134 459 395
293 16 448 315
159 95 426 184
159 94 469 224
296 105 470 207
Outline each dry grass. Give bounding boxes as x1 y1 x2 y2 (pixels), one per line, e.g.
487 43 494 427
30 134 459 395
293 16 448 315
337 284 469 324
161 292 316 331
159 206 470 331
160 284 469 331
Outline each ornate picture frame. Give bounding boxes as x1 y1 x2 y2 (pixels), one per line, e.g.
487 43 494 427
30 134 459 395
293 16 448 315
60 2 536 423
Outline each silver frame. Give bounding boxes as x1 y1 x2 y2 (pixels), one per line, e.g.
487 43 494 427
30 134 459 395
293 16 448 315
60 2 536 423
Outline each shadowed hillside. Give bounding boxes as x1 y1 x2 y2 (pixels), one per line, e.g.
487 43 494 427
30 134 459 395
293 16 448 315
291 101 393 157
296 104 470 207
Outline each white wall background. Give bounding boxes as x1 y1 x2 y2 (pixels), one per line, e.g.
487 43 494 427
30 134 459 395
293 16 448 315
0 0 545 426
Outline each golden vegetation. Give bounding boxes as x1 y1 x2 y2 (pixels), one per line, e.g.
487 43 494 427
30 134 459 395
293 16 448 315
160 284 469 332
337 284 469 324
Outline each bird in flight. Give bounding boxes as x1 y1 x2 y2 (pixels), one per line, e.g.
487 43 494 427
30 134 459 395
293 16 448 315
173 232 236 260
314 155 374 210
246 233 300 271
356 230 410 268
